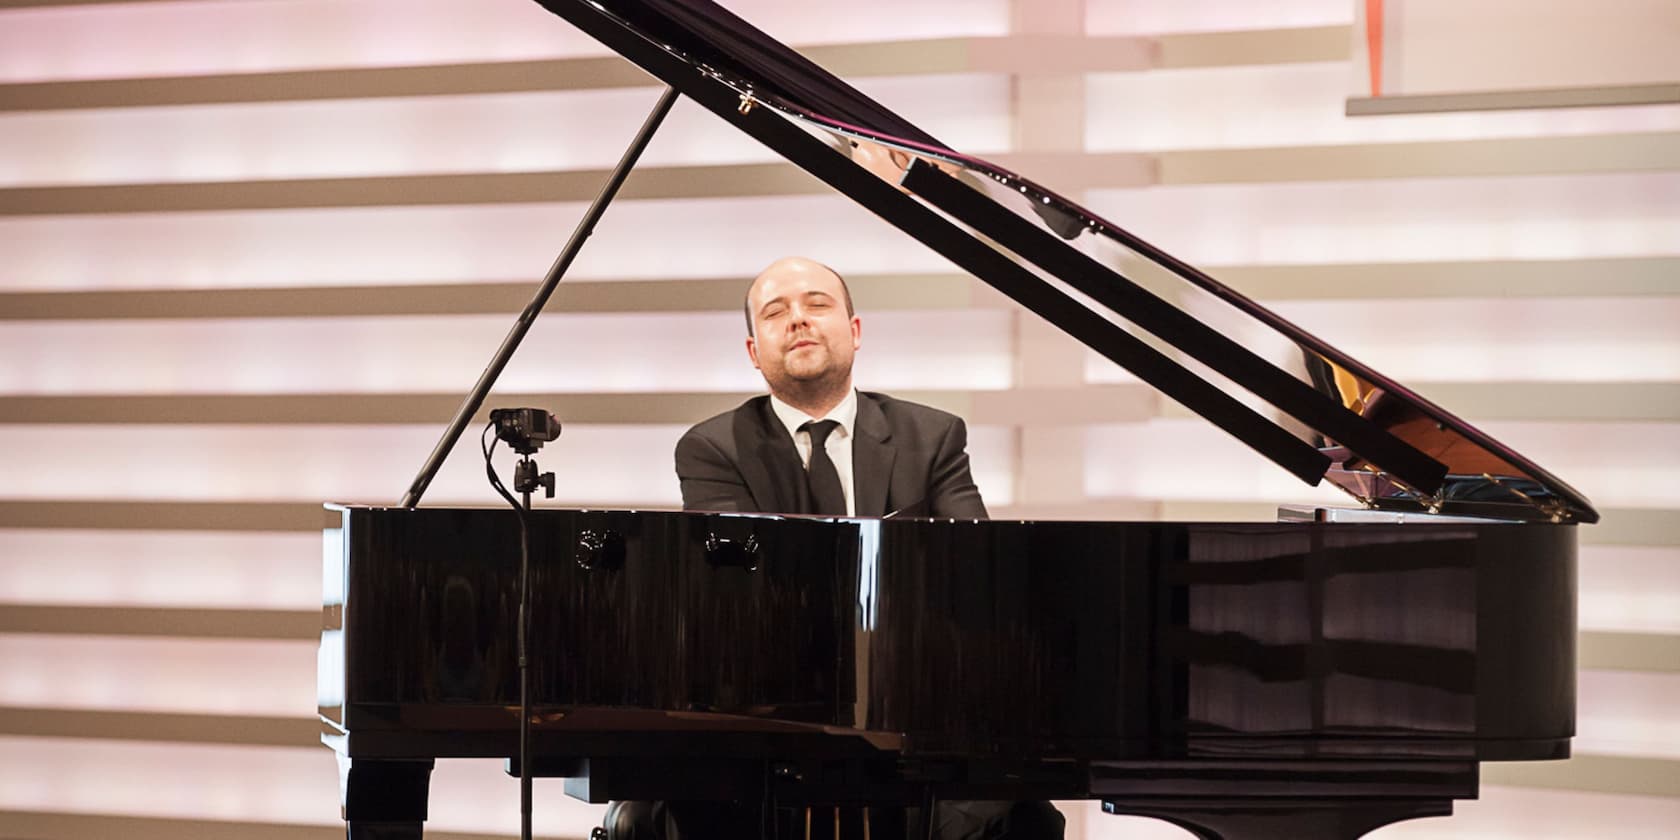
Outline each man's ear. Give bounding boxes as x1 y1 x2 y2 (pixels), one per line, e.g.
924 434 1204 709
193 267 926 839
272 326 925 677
850 316 861 350
745 335 761 370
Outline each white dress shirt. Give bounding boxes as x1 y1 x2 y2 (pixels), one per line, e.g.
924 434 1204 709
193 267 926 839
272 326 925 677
768 389 858 516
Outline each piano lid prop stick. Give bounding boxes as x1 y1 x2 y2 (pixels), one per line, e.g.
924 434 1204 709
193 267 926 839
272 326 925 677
398 85 681 509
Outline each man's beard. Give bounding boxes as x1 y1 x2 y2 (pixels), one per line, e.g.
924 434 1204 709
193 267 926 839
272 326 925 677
767 343 852 410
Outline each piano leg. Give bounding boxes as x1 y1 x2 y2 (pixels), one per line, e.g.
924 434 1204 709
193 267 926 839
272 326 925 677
337 755 436 840
1101 798 1453 840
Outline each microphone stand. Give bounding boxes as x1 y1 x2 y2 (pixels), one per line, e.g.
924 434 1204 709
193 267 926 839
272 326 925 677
399 84 680 509
509 449 554 840
395 86 680 840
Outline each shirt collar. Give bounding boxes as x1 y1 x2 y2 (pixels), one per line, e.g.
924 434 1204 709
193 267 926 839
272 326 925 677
769 388 857 442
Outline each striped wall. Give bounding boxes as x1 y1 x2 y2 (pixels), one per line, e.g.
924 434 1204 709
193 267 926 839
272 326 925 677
1 0 1676 837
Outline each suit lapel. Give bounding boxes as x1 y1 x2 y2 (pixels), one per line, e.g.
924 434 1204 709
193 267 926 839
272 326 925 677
731 396 807 515
852 393 897 517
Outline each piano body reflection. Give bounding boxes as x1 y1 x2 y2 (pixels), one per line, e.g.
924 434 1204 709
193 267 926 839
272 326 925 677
320 2 1595 838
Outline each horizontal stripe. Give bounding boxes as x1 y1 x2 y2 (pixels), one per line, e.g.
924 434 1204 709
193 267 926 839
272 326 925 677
0 810 526 840
0 604 318 640
0 500 326 531
1 259 1670 321
0 0 198 6
0 386 1161 426
1582 508 1680 547
1348 83 1680 116
1158 132 1680 184
0 383 1665 426
4 134 1674 215
1580 632 1680 674
0 28 1352 113
1209 257 1680 300
0 163 828 215
1405 383 1680 423
0 706 314 747
1155 25 1351 68
0 274 983 320
1156 382 1680 423
1484 753 1680 799
0 392 766 426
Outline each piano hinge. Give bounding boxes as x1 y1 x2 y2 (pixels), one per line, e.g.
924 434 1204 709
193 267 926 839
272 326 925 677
738 92 758 115
1481 473 1570 523
1360 465 1443 514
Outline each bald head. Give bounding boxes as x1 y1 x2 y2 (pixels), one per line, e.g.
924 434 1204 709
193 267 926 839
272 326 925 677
744 257 853 337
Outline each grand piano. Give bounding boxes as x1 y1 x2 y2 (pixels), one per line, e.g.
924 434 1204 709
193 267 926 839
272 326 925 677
319 2 1597 838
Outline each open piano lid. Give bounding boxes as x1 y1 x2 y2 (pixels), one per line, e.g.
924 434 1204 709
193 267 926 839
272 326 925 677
533 0 1597 525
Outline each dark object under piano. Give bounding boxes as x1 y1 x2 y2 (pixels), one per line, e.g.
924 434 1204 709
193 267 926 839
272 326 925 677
320 1 1596 838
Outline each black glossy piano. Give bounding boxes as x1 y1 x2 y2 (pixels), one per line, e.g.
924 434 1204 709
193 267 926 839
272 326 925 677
320 2 1597 838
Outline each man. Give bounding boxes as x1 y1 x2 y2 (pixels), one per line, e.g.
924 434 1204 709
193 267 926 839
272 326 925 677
605 258 1062 840
675 255 987 519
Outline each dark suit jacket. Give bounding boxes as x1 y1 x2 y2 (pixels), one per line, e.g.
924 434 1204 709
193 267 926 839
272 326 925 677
675 391 987 519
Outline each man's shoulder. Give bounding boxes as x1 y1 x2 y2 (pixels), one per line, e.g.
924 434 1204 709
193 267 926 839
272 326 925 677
858 391 965 432
681 395 771 443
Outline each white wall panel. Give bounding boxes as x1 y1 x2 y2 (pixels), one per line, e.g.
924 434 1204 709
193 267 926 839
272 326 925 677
0 424 692 506
1084 419 1348 506
1084 0 1351 36
1579 545 1680 634
1262 298 1680 384
1368 785 1680 838
0 0 1009 83
1086 173 1680 265
1473 421 1680 510
0 75 1013 187
0 310 1015 395
1085 296 1680 385
0 530 318 610
0 196 957 291
0 636 314 716
1355 0 1680 100
1082 418 1670 510
1087 64 1680 151
1577 669 1680 760
0 736 607 835
0 423 1017 507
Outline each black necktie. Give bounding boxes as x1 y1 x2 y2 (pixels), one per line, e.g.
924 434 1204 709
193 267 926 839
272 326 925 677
799 420 847 515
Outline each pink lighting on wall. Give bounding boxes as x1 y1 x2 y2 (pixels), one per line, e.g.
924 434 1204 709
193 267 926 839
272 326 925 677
1083 296 1680 385
0 530 318 609
1087 173 1680 266
0 310 1015 394
0 422 1016 508
1086 64 1680 151
0 196 963 291
0 736 608 835
0 636 313 716
1085 0 1352 36
0 75 1012 187
0 0 1008 83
